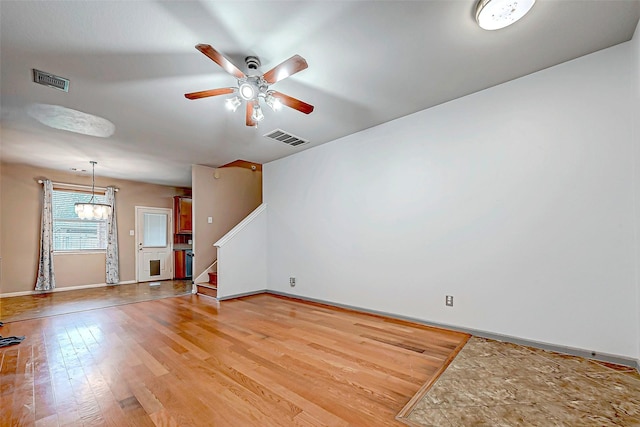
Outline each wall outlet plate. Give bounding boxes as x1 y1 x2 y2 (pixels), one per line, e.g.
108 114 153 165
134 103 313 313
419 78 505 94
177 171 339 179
290 277 296 287
445 295 454 307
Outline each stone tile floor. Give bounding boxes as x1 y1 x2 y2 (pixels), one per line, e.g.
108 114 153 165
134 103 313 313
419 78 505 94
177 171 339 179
404 337 640 426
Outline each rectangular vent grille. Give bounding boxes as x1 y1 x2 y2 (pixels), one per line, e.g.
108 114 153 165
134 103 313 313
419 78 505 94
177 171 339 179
263 129 309 147
33 69 69 92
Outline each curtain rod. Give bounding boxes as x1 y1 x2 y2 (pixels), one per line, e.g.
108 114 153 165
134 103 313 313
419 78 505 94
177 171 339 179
37 180 119 192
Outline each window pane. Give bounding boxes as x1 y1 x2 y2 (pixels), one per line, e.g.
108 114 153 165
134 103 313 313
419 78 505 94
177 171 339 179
52 190 108 251
143 213 167 247
53 191 107 219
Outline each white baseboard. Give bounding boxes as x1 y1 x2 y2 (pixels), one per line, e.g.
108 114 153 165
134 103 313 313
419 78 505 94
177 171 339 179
217 289 267 301
0 280 136 298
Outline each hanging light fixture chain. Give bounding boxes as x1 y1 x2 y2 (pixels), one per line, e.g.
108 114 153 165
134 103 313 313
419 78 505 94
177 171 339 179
89 160 97 204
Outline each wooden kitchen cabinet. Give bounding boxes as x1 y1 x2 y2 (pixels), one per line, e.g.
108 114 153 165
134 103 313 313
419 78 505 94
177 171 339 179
174 196 192 234
174 250 186 279
174 249 193 279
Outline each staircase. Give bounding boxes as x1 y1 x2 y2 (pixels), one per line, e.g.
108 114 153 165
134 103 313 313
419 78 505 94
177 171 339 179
196 272 217 298
193 204 267 300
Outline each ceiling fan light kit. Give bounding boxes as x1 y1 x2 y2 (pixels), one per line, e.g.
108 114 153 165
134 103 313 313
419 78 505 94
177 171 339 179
252 104 265 122
265 93 282 111
475 0 535 30
239 81 256 100
225 96 241 112
185 44 314 127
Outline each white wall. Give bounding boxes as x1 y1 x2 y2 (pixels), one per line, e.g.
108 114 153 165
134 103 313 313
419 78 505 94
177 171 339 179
265 42 638 359
216 205 267 299
632 21 640 367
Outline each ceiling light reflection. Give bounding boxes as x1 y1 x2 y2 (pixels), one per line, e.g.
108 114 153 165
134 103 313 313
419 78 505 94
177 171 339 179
27 104 115 137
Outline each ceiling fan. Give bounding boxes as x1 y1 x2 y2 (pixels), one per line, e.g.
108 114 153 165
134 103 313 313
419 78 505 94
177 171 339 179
185 44 314 127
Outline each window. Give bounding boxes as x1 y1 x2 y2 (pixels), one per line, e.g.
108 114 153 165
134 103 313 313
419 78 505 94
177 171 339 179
52 189 108 251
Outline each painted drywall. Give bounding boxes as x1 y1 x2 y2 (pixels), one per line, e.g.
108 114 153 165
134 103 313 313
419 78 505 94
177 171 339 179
0 159 2 273
265 41 638 359
632 20 640 367
0 162 187 294
192 164 262 279
215 204 267 299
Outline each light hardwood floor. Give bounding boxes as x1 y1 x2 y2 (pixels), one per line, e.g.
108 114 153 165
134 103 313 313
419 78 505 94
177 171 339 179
0 280 192 323
0 293 469 426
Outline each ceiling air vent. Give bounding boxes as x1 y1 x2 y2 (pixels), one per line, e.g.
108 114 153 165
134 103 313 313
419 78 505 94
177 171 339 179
33 69 69 92
264 129 309 147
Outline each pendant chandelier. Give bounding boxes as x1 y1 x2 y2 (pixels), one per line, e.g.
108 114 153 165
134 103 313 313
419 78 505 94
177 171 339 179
74 161 111 220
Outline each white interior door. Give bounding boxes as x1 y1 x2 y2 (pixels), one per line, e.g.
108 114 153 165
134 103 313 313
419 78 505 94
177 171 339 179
136 207 172 282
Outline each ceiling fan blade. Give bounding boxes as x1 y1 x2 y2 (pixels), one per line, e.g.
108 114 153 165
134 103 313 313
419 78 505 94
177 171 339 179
271 91 314 114
196 44 246 79
184 87 235 100
246 102 256 127
262 55 308 84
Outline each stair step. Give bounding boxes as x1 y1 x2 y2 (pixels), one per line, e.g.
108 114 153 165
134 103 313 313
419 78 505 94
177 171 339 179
196 283 217 299
208 272 218 285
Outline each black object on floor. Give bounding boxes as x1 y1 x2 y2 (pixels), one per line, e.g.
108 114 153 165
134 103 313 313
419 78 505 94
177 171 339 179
0 335 25 347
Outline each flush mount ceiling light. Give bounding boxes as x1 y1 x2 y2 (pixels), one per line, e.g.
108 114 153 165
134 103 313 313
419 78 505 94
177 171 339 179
475 0 535 30
185 44 314 127
74 161 112 220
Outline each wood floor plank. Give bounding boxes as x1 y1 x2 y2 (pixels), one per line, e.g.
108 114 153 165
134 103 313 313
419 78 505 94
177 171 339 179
12 344 36 426
34 414 59 427
1 293 468 425
148 408 181 427
207 348 350 427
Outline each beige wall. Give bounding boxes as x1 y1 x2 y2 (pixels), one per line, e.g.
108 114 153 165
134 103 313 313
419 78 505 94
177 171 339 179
192 164 262 277
0 162 188 294
0 160 3 285
0 160 3 268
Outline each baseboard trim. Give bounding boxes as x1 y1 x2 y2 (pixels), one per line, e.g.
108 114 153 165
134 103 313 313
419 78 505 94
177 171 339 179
0 280 137 298
265 290 639 370
217 289 267 301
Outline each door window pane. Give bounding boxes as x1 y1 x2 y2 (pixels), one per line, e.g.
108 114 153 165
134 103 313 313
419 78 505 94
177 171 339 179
143 213 167 247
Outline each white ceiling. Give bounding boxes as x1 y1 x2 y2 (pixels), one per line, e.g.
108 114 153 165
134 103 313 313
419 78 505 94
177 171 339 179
1 1 639 187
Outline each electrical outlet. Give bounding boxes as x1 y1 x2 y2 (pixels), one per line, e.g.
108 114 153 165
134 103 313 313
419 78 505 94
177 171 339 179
445 295 454 307
289 277 296 287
